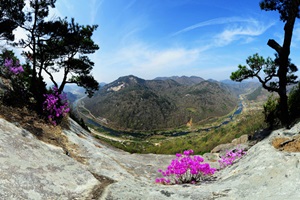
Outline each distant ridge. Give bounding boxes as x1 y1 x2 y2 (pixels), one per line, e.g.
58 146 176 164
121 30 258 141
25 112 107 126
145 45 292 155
154 76 205 85
82 75 240 131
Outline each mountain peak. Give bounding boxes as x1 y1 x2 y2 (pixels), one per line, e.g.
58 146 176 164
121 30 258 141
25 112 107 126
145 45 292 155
106 75 146 92
83 75 238 131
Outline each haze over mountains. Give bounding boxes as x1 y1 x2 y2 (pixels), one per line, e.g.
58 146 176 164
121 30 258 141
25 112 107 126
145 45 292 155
81 75 259 131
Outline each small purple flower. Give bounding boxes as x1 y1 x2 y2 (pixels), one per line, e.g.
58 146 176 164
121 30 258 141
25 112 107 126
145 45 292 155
218 147 246 169
4 58 13 67
176 153 182 157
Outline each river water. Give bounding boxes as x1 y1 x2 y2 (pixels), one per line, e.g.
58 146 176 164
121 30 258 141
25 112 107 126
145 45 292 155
85 101 244 139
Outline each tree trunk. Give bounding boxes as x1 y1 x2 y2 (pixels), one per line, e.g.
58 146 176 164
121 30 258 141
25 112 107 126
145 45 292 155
268 1 299 128
279 2 298 127
278 89 289 127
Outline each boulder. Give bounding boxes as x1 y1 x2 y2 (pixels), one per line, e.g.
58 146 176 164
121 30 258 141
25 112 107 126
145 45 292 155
211 134 250 155
231 134 249 145
211 143 235 153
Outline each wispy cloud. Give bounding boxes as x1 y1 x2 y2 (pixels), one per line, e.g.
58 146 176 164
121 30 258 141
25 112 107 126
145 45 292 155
171 17 256 37
124 0 137 11
213 19 275 46
94 42 203 81
90 0 104 24
129 47 200 73
171 17 275 47
95 16 276 82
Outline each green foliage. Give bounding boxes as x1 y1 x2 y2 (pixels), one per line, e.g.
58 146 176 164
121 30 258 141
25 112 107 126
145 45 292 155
69 109 91 132
187 107 197 113
9 0 99 111
0 0 25 41
157 111 266 155
288 83 300 120
260 0 300 22
232 0 300 127
263 95 280 128
83 77 238 131
261 84 300 128
92 110 267 155
230 45 297 129
0 50 32 107
38 17 100 96
230 53 281 92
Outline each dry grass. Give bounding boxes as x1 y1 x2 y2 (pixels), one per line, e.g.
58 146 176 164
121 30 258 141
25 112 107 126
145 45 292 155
272 135 300 152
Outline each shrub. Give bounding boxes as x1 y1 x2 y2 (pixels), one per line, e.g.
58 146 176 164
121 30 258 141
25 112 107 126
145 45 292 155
263 94 280 128
156 149 216 185
69 109 91 132
288 83 300 121
3 58 24 74
43 87 70 126
0 51 32 107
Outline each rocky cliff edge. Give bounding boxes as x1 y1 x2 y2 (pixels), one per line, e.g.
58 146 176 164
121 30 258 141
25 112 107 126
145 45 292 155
0 117 300 199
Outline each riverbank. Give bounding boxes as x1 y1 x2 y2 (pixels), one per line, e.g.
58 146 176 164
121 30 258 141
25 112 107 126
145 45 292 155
73 93 266 154
76 97 244 139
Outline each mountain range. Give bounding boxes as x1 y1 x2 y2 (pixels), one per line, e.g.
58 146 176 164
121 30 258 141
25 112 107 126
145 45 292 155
81 75 259 131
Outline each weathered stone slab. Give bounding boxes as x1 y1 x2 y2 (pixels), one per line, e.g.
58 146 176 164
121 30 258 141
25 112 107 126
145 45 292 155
0 118 99 200
2 116 300 199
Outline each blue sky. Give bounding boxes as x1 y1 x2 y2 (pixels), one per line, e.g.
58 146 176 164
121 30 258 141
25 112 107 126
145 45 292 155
18 0 300 83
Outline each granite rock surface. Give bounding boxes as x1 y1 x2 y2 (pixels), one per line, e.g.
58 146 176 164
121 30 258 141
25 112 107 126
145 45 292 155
1 117 300 199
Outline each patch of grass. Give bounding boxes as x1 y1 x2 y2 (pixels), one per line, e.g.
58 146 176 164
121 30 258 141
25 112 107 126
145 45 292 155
187 107 197 113
154 110 266 155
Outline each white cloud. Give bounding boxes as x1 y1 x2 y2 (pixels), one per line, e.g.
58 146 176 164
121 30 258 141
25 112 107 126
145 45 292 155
213 19 275 47
172 17 260 37
171 17 275 48
129 47 200 73
92 17 276 83
92 41 203 82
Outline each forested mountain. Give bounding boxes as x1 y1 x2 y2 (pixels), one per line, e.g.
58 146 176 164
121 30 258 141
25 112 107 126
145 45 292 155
154 76 205 85
220 79 260 97
82 75 242 131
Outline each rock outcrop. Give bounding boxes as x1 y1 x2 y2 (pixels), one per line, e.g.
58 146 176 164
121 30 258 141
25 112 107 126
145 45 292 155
1 116 300 199
211 134 250 154
0 118 99 199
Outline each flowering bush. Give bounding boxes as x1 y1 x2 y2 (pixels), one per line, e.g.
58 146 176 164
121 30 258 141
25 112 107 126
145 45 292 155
156 149 216 185
0 53 32 107
4 58 24 75
43 87 70 126
218 147 246 169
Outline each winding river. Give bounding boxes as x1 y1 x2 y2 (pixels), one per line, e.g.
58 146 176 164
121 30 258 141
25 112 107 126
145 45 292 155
78 99 244 139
